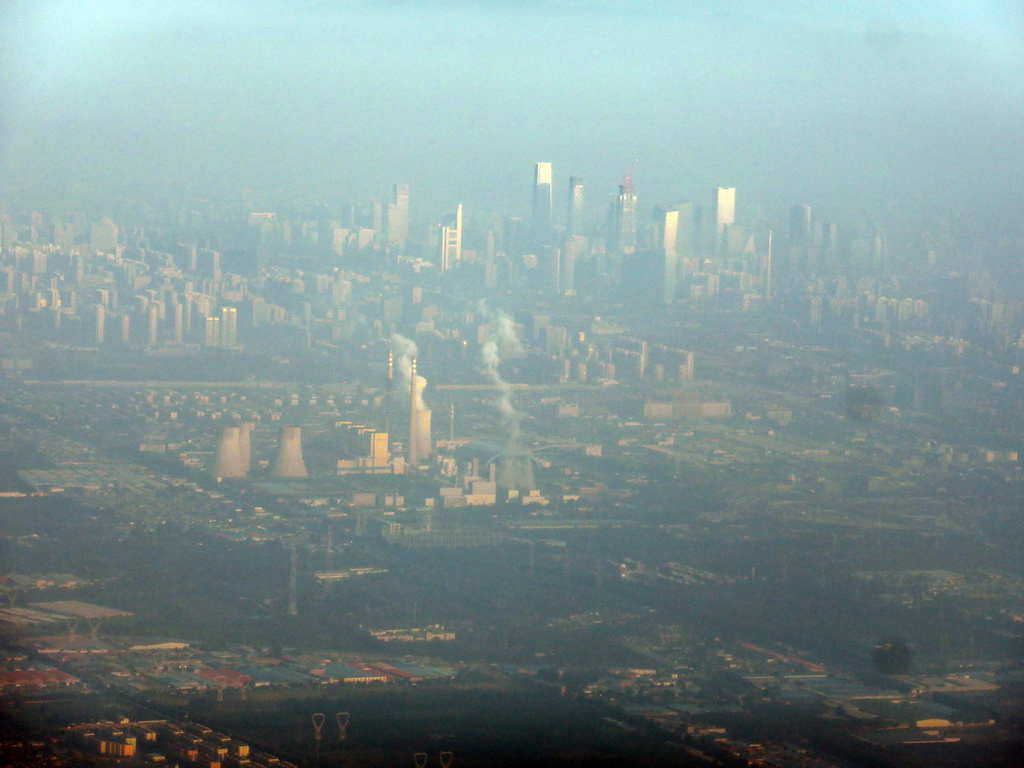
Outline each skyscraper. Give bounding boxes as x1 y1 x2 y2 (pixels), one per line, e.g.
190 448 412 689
94 304 105 344
608 182 637 255
386 184 409 250
656 207 680 304
566 176 584 238
439 204 462 272
147 303 159 346
714 187 736 235
90 217 119 253
789 204 812 247
531 162 553 247
220 306 238 347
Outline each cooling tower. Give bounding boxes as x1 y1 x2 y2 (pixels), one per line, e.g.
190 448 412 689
407 357 433 466
414 408 432 465
239 421 255 472
272 426 308 478
214 426 247 478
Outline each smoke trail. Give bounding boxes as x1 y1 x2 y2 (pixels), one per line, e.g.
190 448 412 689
390 333 417 394
479 306 524 446
479 307 536 490
412 372 427 411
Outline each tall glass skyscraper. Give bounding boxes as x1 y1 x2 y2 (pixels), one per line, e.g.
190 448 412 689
386 184 409 250
531 162 553 247
567 176 584 237
714 187 736 234
439 204 462 272
608 183 637 255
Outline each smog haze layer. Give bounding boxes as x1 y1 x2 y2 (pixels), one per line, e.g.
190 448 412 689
1 0 1022 219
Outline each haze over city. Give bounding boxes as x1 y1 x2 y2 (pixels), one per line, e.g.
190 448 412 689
2 1 1023 217
1 2 1024 768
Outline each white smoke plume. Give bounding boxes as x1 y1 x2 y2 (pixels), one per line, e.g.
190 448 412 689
390 333 417 394
478 305 535 490
479 306 524 446
412 372 428 412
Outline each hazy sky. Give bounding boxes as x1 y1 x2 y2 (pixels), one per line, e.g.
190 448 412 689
1 0 1022 220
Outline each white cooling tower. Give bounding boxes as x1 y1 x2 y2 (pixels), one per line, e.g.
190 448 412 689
407 357 432 466
272 426 308 478
214 426 247 478
413 408 432 465
239 421 255 472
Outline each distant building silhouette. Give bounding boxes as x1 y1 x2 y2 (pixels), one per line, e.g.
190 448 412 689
439 205 462 272
566 176 584 238
532 162 553 247
386 184 409 250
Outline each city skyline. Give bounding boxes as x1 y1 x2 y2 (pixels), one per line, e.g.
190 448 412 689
2 3 1024 766
1 3 1021 219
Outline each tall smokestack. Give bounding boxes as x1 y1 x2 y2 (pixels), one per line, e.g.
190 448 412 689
214 426 247 478
272 426 308 478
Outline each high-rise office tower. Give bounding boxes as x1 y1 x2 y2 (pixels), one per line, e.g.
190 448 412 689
90 217 119 253
220 306 238 347
656 207 680 304
205 315 221 347
147 303 159 346
439 205 462 272
608 182 637 255
173 302 184 344
789 205 812 247
559 238 577 294
656 207 679 254
674 201 697 264
871 228 889 275
531 162 553 247
714 187 736 235
566 176 584 238
94 304 105 344
386 184 409 250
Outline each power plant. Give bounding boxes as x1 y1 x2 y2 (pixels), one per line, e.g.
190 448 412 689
213 426 247 478
272 426 309 478
407 356 432 466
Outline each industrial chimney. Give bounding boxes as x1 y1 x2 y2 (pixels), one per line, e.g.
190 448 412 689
272 426 308 478
214 426 247 478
